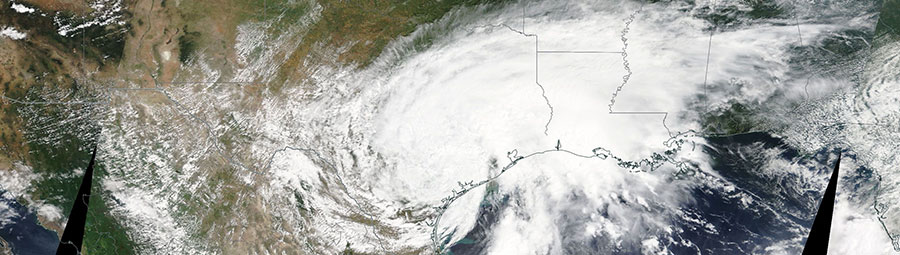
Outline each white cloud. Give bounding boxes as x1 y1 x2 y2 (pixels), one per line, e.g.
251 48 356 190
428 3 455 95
55 0 124 36
35 203 63 222
365 0 847 252
0 163 40 199
240 0 879 252
0 163 55 227
85 0 887 253
775 28 900 254
0 26 26 40
829 197 896 254
0 202 20 227
101 175 209 254
11 3 35 13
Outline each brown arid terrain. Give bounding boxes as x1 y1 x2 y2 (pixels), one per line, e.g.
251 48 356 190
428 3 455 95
1 0 508 253
3 0 900 254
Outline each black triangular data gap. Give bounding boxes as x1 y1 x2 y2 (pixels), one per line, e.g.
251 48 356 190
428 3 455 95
802 153 841 255
56 145 97 255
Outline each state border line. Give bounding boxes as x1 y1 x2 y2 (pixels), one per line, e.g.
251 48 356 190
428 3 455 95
429 2 706 253
469 1 628 136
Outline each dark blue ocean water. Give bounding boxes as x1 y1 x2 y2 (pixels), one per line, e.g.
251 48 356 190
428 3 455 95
447 132 838 254
0 191 59 255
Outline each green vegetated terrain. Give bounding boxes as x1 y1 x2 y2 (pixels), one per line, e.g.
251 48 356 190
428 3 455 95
7 0 890 253
1 1 134 253
698 0 891 137
700 102 761 136
877 0 900 41
1 0 511 253
19 100 136 254
274 0 511 89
